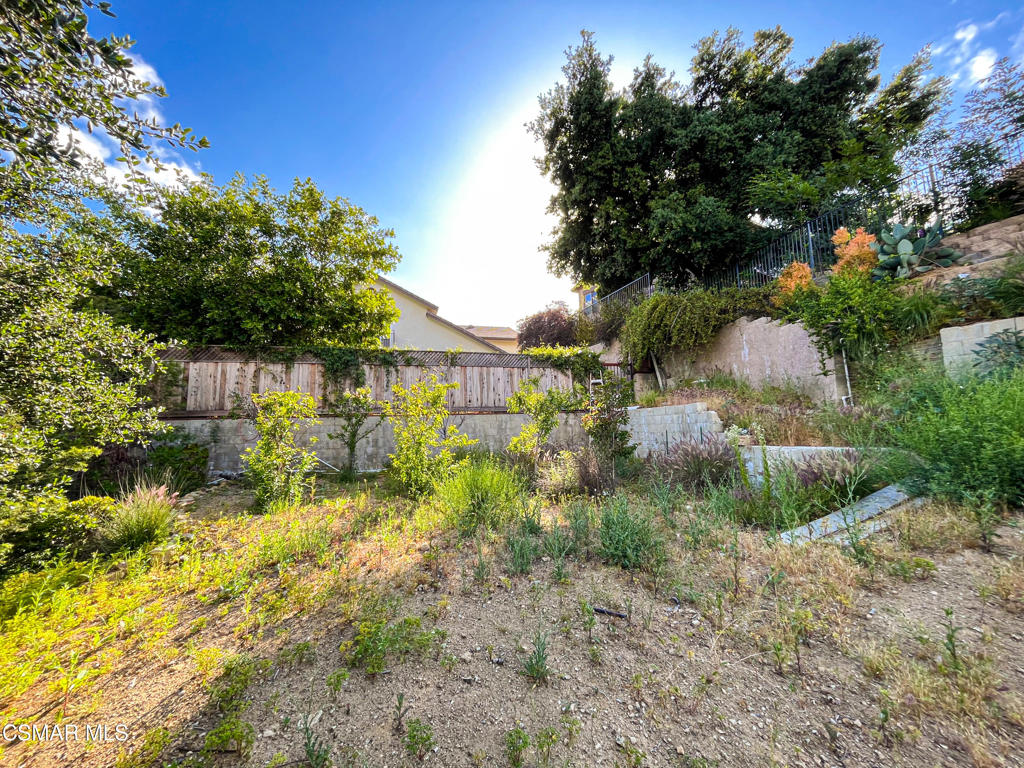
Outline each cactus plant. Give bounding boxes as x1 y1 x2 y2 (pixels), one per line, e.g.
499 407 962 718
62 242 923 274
869 222 963 280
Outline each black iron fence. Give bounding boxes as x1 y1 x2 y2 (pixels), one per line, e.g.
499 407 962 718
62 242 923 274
698 130 1024 290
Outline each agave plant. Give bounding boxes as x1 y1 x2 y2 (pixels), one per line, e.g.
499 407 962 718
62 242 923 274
869 222 962 280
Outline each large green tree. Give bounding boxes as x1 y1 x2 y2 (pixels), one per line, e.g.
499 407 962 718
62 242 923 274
105 174 400 349
0 0 202 512
531 29 944 290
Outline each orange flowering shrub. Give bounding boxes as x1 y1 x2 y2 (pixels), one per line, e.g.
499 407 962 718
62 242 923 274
772 260 813 307
831 226 878 274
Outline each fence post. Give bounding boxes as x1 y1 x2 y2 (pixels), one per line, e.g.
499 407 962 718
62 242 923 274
806 222 815 271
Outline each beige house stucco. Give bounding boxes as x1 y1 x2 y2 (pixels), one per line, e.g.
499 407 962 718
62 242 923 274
374 277 501 352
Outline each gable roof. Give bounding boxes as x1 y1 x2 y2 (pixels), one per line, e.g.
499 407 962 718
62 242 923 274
462 325 518 341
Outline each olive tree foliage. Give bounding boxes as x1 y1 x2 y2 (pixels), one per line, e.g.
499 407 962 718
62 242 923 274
531 29 944 290
0 0 203 510
0 0 207 179
104 174 401 349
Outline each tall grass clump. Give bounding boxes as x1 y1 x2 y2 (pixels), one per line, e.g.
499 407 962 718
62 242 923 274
434 456 526 536
98 482 176 552
651 435 737 492
597 495 665 571
887 367 1024 505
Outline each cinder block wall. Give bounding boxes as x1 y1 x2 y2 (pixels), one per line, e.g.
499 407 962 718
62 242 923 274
625 403 723 459
940 315 1024 374
655 317 850 403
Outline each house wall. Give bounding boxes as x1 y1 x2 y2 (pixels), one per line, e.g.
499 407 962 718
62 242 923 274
645 317 849 403
482 337 520 354
384 289 494 352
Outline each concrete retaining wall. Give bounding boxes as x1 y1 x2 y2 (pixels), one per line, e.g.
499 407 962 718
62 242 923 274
652 317 850 403
940 315 1024 374
169 402 731 473
625 403 723 459
167 413 587 474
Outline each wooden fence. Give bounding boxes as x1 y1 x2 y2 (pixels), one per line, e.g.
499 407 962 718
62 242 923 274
154 347 575 417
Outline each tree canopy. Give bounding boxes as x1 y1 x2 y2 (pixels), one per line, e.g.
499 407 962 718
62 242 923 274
516 301 578 349
0 0 199 508
531 29 945 291
105 174 401 349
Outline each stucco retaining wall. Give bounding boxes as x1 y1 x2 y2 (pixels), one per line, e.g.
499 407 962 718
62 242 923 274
653 317 850 403
940 315 1024 374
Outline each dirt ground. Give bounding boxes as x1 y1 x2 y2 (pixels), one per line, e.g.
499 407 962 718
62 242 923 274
5 484 1023 768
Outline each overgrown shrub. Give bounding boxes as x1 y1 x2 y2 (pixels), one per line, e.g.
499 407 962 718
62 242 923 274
651 436 738 492
784 268 902 364
382 375 476 497
434 457 526 536
0 494 111 576
621 286 773 364
831 227 878 274
581 378 635 486
98 483 177 553
597 496 665 571
516 301 578 348
887 367 1024 504
506 378 578 467
327 386 378 477
243 391 320 513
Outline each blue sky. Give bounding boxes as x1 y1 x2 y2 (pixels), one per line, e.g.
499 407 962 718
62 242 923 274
88 0 1023 327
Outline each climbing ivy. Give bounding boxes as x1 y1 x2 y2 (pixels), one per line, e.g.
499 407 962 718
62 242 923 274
521 345 603 384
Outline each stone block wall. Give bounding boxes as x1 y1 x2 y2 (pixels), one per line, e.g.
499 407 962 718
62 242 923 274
656 317 850 403
625 403 723 459
940 315 1024 374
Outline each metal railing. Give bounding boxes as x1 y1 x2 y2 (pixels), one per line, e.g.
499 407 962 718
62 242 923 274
697 130 1024 290
583 272 653 316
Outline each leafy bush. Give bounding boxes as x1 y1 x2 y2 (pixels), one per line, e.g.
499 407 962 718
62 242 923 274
0 494 110 576
773 261 814 308
651 436 738 492
887 367 1024 504
326 386 378 477
98 483 177 553
831 227 878 274
243 391 320 513
434 457 526 536
506 378 578 466
536 448 605 497
382 375 477 497
972 329 1024 379
784 268 902 363
597 496 665 571
520 345 603 383
516 301 578 348
581 378 635 486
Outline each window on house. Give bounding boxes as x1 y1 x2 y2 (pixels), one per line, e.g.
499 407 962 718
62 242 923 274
584 290 597 306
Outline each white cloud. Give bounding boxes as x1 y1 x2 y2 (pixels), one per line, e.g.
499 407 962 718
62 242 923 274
52 53 200 191
935 14 1020 88
968 48 998 84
